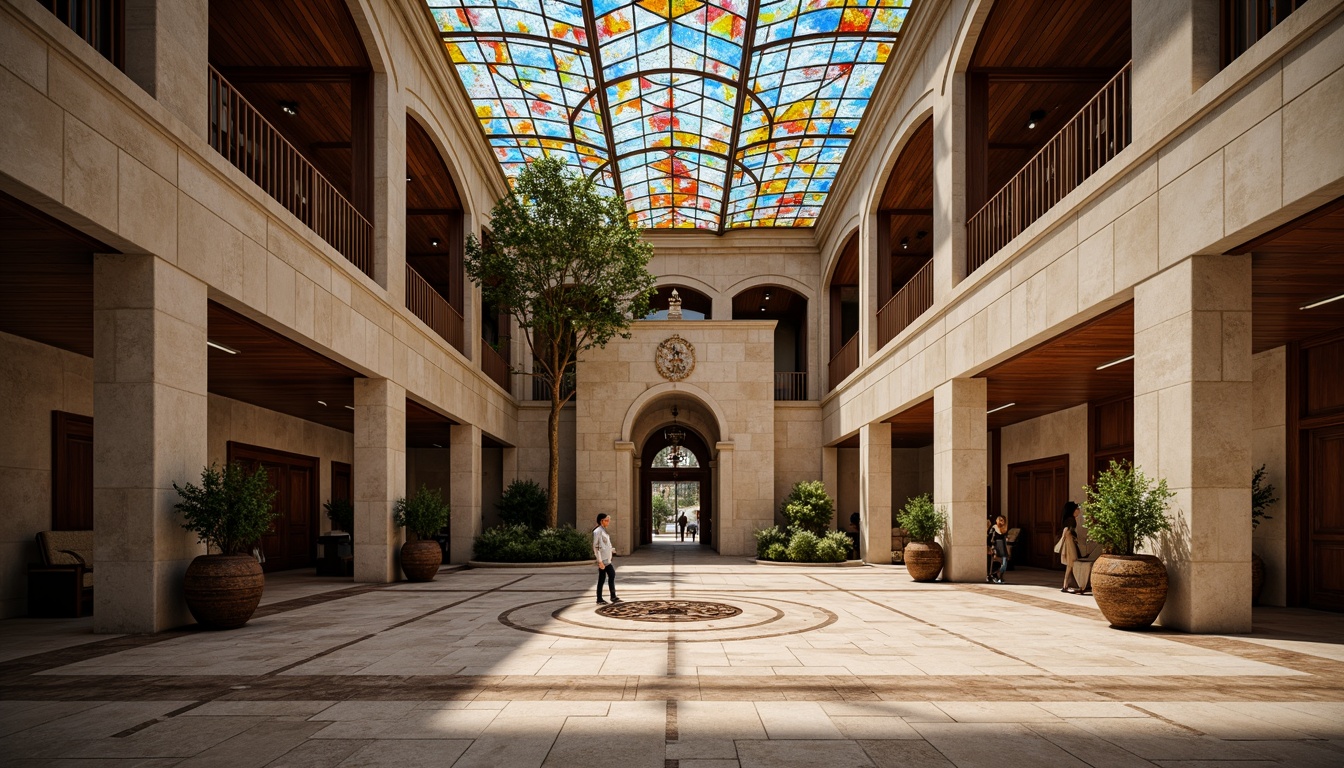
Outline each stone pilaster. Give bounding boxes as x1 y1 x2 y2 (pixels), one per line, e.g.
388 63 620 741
449 424 482 564
92 253 207 633
934 378 987 581
859 422 893 563
821 445 840 530
353 378 405 582
715 442 735 555
124 0 208 139
1135 253 1253 633
612 441 635 555
1132 0 1221 136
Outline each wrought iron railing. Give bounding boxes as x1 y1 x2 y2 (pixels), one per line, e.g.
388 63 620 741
39 0 122 68
877 259 934 349
967 62 1132 275
774 372 808 401
481 342 511 393
405 265 464 352
531 369 576 402
207 66 372 276
828 335 859 392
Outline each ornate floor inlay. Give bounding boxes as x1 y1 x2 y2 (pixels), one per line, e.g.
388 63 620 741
595 600 742 623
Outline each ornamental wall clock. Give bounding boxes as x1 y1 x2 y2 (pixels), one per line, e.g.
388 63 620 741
655 334 695 382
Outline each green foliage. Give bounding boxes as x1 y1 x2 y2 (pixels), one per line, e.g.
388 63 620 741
780 480 835 535
393 485 451 539
763 542 787 562
896 494 946 543
465 156 657 528
652 493 675 532
174 463 277 556
498 480 548 530
815 531 852 563
785 530 820 562
472 523 592 563
754 525 789 559
323 497 354 538
1082 460 1174 556
1252 464 1278 531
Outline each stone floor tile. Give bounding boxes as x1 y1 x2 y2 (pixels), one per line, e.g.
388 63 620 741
1035 702 1146 719
933 702 1062 723
264 739 371 768
911 722 1091 768
1240 739 1344 767
830 717 922 740
184 701 337 718
1024 722 1159 768
754 701 845 739
857 739 956 767
1067 719 1264 762
336 739 471 767
176 720 328 767
308 702 418 722
448 715 565 768
64 716 266 759
1132 702 1317 740
676 702 766 740
1216 702 1344 740
827 702 954 722
540 707 664 768
735 739 874 768
678 760 741 768
665 738 739 759
497 701 610 718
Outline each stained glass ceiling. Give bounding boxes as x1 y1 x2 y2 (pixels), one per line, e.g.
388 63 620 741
429 1 912 231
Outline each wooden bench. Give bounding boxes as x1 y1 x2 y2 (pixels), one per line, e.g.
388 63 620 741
28 530 94 617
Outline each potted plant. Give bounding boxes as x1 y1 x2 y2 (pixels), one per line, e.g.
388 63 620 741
896 494 947 582
174 462 277 629
1082 460 1174 630
324 497 354 538
394 485 450 581
1251 465 1277 605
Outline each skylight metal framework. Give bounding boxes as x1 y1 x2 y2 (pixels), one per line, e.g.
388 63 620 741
430 0 911 232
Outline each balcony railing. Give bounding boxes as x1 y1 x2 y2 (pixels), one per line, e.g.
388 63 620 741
1222 0 1308 68
208 66 373 276
828 335 859 392
967 62 1132 275
877 259 935 349
774 372 808 401
532 369 576 402
40 0 122 69
481 342 511 393
405 265 464 352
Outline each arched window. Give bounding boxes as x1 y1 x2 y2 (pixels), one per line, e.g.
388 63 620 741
647 285 712 320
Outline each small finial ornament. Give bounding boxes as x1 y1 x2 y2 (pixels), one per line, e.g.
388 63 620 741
667 289 683 320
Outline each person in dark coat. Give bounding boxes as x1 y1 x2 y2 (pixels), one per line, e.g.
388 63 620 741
987 516 1011 583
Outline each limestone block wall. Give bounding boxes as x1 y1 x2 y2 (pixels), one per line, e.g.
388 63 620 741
576 321 776 557
891 446 934 522
998 405 1090 517
0 332 94 618
1251 346 1288 606
772 403 824 518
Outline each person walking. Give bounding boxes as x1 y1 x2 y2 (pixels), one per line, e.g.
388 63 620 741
677 513 688 541
1057 501 1084 593
687 519 698 542
592 513 620 605
987 516 1010 583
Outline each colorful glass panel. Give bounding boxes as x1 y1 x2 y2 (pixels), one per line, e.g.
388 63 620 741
429 0 911 231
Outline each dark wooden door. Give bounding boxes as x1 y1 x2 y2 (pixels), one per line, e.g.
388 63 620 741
1307 425 1344 611
228 442 320 573
1008 455 1069 569
52 412 94 530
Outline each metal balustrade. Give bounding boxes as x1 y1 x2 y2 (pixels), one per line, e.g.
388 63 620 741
877 259 934 350
405 265 464 352
828 335 859 393
774 372 808 401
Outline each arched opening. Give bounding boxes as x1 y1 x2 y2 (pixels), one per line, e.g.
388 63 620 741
648 285 713 320
732 285 808 400
639 424 713 549
828 231 860 391
876 117 934 348
405 116 467 355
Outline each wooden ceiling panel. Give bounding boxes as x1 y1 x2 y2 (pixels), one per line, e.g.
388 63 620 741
207 303 360 432
406 118 463 211
886 397 934 448
831 231 860 286
971 0 1131 71
651 285 714 318
209 0 370 69
731 285 806 319
1238 198 1344 352
406 398 457 449
878 118 934 212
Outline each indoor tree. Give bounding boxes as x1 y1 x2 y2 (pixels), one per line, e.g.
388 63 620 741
466 155 657 527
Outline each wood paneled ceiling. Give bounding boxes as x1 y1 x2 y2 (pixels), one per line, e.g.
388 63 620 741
878 118 934 212
406 398 457 449
886 397 934 448
1238 197 1344 352
406 117 465 300
0 191 105 357
831 231 860 287
731 286 806 320
977 302 1134 430
207 303 360 432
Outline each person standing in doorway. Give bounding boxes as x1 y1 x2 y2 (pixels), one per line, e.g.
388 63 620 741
677 512 688 541
987 516 1010 583
687 516 698 542
593 513 620 605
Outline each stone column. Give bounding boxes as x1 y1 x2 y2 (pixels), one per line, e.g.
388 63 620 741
372 75 405 297
92 253 207 633
821 445 840 530
857 213 878 360
354 378 405 582
1135 253 1252 633
715 442 735 555
934 378 987 581
449 423 482 564
859 422 893 564
612 441 636 555
934 76 966 301
1132 0 1220 136
124 0 208 139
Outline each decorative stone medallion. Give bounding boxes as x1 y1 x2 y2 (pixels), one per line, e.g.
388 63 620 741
654 335 695 381
595 599 741 622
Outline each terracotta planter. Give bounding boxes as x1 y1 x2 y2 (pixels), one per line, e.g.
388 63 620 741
1092 554 1168 630
1251 552 1265 606
401 539 442 582
183 554 264 630
903 541 944 582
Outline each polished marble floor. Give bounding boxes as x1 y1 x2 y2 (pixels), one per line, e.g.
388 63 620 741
2 541 1342 767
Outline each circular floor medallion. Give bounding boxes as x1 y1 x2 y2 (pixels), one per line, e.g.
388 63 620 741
595 599 742 622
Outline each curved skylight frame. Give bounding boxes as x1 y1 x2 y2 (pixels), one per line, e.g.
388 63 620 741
430 0 911 232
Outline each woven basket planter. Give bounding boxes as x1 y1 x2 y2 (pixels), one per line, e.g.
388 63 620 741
183 554 264 630
1092 554 1168 630
903 541 944 582
400 540 443 582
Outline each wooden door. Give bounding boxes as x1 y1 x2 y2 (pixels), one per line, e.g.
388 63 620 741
1307 425 1344 611
228 442 320 573
1008 455 1069 570
51 412 94 530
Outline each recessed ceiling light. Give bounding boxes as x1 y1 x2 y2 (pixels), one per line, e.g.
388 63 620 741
279 101 298 116
987 402 1016 414
764 291 771 300
406 174 413 183
317 400 328 406
1096 354 1135 370
432 443 442 448
430 237 441 248
344 405 354 411
207 340 239 355
901 237 909 250
760 306 766 312
1027 109 1046 130
1301 291 1344 310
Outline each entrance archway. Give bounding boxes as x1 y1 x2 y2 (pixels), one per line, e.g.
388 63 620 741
639 427 713 548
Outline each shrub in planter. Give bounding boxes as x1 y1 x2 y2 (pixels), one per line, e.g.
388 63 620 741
394 485 450 582
754 525 789 560
1082 461 1174 630
896 494 946 582
815 532 852 563
472 523 592 563
323 497 354 538
498 479 549 531
780 481 834 535
762 542 787 562
174 462 277 629
785 530 820 562
1250 465 1278 605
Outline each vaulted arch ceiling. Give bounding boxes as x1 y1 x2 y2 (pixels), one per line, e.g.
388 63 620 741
429 0 913 232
